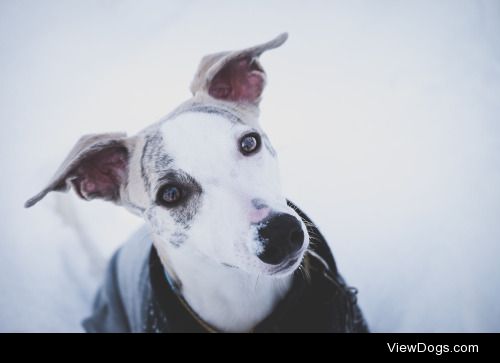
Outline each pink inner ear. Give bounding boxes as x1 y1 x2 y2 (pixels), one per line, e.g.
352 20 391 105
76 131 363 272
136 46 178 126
209 57 264 103
72 147 128 201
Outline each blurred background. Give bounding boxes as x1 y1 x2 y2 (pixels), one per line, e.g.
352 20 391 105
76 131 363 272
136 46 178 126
1 0 499 332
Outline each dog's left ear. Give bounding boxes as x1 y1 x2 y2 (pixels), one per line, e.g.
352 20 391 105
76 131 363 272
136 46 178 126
190 33 288 105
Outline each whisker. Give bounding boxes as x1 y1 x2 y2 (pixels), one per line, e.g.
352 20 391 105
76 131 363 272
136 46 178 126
254 273 261 291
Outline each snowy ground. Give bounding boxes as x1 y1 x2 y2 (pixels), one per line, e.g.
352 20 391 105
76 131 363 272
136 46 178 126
1 0 499 332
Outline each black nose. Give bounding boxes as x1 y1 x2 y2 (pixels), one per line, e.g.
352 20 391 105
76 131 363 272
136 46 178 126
257 213 305 265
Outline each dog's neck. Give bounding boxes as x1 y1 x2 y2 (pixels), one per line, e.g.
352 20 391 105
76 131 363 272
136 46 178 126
154 238 293 332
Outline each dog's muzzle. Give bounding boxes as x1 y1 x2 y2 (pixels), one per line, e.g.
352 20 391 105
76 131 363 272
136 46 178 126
256 213 305 265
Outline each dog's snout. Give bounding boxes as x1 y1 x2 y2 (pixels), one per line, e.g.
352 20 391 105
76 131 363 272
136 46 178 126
257 214 305 265
250 198 271 223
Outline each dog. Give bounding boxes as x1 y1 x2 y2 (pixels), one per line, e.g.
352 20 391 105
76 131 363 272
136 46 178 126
25 33 368 333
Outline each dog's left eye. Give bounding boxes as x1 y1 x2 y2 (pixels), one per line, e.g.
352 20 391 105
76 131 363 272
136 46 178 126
157 184 183 206
239 133 261 155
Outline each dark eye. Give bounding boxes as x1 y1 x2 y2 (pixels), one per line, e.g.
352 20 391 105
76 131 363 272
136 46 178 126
239 132 261 155
157 184 183 206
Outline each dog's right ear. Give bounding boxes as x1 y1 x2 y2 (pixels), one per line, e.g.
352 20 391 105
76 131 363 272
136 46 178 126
25 133 134 208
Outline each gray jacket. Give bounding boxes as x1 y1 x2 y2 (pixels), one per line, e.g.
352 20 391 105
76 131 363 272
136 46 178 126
83 202 368 333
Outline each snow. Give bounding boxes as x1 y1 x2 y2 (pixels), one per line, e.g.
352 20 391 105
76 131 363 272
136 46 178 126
1 0 499 332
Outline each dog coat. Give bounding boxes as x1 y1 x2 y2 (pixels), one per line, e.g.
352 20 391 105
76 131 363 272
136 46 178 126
83 201 369 333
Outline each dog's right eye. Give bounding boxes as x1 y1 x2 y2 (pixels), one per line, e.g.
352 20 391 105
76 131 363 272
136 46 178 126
157 184 183 206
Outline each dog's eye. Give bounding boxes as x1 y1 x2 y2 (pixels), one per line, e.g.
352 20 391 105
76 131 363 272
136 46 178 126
239 133 261 155
157 184 183 206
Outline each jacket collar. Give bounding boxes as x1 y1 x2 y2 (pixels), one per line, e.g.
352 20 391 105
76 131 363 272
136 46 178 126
146 200 367 333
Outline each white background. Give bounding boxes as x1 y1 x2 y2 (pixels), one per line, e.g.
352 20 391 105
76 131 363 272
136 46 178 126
1 0 499 332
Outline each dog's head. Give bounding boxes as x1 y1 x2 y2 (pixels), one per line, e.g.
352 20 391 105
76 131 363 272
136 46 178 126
26 33 309 276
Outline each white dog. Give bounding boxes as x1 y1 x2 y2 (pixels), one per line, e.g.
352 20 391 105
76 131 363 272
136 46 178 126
26 33 367 333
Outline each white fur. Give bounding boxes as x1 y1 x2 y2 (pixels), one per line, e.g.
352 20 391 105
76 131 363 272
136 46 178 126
146 112 308 331
154 113 306 274
155 237 293 332
26 34 307 332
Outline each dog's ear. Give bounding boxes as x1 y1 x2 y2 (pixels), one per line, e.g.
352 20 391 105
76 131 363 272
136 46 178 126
190 33 288 105
25 133 134 208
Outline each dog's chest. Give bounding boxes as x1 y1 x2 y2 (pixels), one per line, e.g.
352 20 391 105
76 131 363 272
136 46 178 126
160 245 293 332
180 268 292 332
